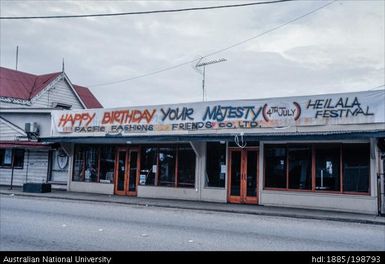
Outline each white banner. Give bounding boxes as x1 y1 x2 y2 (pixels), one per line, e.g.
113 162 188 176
51 90 385 137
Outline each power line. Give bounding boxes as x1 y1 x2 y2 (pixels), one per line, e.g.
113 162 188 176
91 60 199 87
0 0 293 20
203 0 337 57
90 0 336 87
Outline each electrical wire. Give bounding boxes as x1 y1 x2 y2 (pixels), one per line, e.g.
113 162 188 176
0 0 293 20
89 0 336 87
202 0 336 58
234 133 247 148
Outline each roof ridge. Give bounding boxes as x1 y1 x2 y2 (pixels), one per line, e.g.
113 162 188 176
29 76 39 100
0 66 61 78
37 71 62 77
0 66 37 78
30 71 62 99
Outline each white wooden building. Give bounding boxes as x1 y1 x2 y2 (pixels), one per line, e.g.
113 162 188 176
0 66 102 189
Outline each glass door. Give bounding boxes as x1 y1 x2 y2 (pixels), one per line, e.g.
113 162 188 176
228 148 258 204
229 150 242 203
244 149 258 204
114 147 140 196
127 149 139 196
114 149 127 195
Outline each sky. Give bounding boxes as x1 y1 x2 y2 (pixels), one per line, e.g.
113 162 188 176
0 0 384 108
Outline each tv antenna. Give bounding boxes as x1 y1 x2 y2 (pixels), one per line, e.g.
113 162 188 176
194 57 227 101
15 45 19 71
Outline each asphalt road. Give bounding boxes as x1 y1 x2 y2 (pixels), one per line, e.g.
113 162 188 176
0 195 384 251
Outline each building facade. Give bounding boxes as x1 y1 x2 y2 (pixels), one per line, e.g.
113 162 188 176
44 89 385 215
0 67 102 189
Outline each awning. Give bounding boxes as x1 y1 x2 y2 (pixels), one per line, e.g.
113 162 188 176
39 130 385 144
0 141 52 149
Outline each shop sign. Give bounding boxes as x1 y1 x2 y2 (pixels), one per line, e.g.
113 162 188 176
51 90 385 137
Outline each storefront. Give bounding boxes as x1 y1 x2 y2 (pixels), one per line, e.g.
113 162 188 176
43 90 385 214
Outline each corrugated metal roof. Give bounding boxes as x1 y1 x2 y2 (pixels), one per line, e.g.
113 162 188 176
0 67 60 100
0 67 103 109
73 85 103 108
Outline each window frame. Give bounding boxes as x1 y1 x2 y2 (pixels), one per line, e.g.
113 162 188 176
98 145 116 183
157 144 177 187
263 143 370 195
263 144 287 190
177 145 196 188
341 143 371 195
72 145 116 183
140 143 196 189
0 148 24 169
287 143 312 191
205 142 227 188
314 143 343 193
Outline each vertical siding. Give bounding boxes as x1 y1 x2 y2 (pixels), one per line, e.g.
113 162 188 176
31 79 84 109
0 149 49 187
0 119 25 141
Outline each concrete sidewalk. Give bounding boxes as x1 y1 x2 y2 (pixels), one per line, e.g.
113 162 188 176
1 186 384 225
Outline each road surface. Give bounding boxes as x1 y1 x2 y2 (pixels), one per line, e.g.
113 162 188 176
1 195 384 251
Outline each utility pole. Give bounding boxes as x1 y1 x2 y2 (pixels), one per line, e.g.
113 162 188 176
9 150 15 190
194 57 226 101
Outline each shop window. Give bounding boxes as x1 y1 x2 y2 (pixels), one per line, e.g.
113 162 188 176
264 143 370 195
140 146 157 186
140 144 196 188
99 146 115 183
158 146 176 187
288 145 312 190
343 144 370 193
73 145 116 183
177 145 196 188
206 142 226 187
0 149 24 169
84 146 98 182
315 145 340 191
264 145 286 188
73 146 84 181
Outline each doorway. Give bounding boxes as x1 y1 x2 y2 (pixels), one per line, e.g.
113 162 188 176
228 148 258 204
114 147 140 196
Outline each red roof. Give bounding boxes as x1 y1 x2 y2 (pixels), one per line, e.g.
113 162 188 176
0 141 51 149
0 67 61 100
0 66 102 108
73 85 103 108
